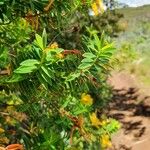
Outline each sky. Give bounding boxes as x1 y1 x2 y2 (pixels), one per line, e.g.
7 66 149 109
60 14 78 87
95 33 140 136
119 0 150 7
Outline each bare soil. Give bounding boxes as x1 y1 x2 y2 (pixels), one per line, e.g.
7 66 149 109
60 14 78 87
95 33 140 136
107 71 150 150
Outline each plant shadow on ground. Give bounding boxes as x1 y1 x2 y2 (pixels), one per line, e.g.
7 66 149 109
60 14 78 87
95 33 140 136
106 87 150 150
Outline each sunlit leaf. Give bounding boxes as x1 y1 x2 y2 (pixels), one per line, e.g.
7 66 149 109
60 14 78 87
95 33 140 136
35 34 44 50
14 65 37 74
20 59 40 66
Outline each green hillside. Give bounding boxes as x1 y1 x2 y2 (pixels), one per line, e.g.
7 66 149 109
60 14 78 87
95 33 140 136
114 5 150 85
116 5 150 51
118 5 150 19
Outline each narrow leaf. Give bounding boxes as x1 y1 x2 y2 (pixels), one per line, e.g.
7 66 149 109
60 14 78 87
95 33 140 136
20 59 40 66
35 34 44 50
42 28 47 49
14 65 37 74
78 63 92 70
83 53 96 59
81 58 93 63
66 72 80 82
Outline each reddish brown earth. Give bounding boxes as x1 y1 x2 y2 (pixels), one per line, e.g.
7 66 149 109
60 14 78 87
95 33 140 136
107 71 150 150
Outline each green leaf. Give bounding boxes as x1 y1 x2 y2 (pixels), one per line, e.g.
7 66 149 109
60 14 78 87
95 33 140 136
0 2 4 5
20 59 40 66
62 96 71 108
88 44 97 52
74 105 88 115
36 71 48 89
66 72 80 82
34 47 41 58
83 53 96 59
93 34 101 50
101 43 114 51
38 66 53 85
35 34 44 50
81 58 93 63
0 46 5 55
8 74 26 82
14 65 37 74
78 63 92 70
41 66 51 77
42 28 47 49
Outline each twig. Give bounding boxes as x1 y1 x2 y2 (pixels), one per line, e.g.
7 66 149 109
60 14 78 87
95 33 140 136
44 0 54 12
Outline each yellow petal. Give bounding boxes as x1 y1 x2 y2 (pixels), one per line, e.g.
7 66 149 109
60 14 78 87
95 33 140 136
48 42 58 49
80 93 93 105
91 2 99 16
100 134 112 148
89 113 101 128
57 53 64 59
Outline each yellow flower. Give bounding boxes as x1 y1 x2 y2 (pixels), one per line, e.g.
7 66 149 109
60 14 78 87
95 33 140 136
96 0 104 13
91 0 104 16
45 42 59 51
100 134 112 148
91 2 99 16
101 119 110 126
80 93 93 106
89 113 101 128
49 42 58 49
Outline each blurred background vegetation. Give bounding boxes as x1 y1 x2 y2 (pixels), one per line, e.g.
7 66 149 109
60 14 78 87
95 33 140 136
113 4 150 86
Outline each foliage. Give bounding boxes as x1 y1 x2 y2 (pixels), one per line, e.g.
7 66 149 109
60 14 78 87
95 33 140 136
111 42 138 70
0 0 120 149
84 10 124 37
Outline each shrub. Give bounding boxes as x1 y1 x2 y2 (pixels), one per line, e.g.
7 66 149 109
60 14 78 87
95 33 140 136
0 0 120 149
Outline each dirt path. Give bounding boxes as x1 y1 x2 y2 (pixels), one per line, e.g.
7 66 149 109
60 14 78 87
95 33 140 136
107 71 150 150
